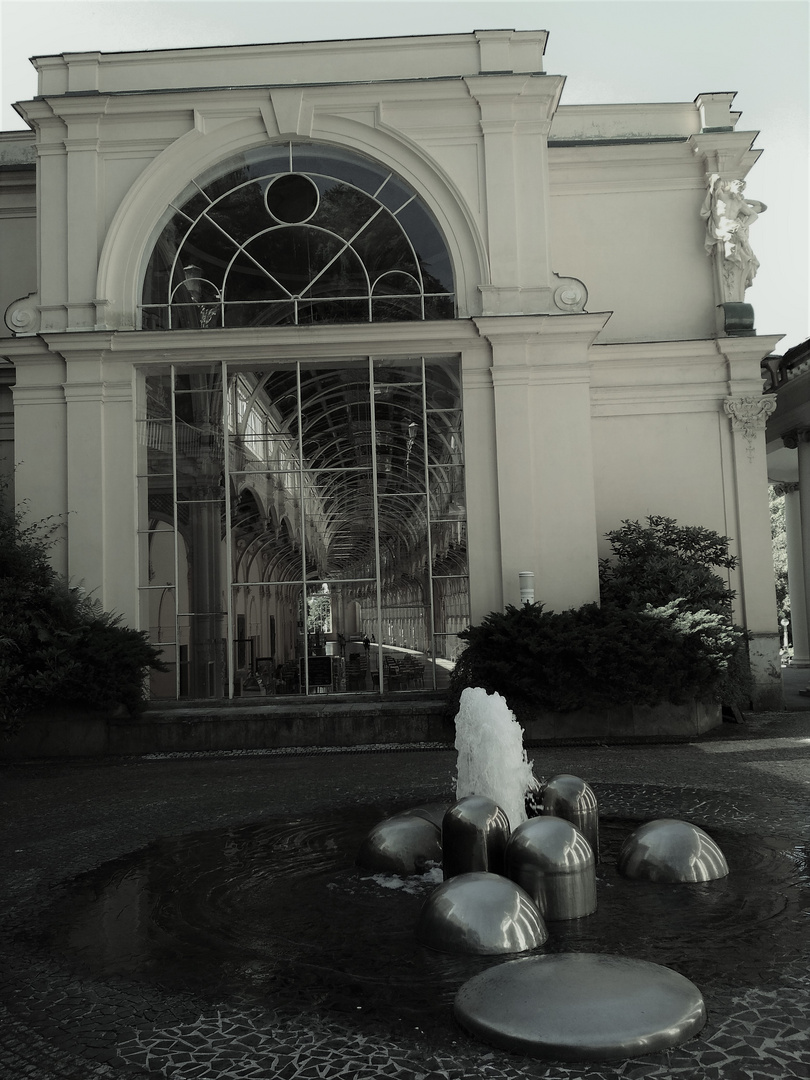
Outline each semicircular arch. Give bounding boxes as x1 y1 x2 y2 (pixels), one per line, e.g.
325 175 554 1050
97 117 486 329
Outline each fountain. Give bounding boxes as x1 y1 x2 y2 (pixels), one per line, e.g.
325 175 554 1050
39 685 757 1072
453 686 536 829
353 686 731 1061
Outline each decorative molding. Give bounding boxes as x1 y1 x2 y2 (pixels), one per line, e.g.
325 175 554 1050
3 293 40 336
552 274 588 313
723 394 776 460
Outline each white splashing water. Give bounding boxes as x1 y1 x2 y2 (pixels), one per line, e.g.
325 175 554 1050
454 686 536 830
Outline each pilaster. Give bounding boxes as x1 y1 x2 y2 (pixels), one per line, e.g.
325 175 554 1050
473 312 609 611
465 74 564 315
6 338 69 575
43 334 137 621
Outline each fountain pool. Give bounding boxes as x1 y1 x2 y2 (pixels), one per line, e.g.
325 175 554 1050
38 798 808 1057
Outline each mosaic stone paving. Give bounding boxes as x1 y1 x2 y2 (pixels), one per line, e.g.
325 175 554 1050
1 721 809 1079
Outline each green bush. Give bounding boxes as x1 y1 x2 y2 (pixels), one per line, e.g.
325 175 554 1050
599 515 736 614
451 516 753 715
0 490 166 736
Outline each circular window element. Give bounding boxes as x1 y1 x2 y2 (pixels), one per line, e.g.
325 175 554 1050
265 173 319 224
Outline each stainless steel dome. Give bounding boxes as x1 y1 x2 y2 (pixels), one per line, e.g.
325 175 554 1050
356 811 442 876
541 774 599 861
506 816 597 920
441 795 510 880
416 871 548 955
617 819 729 883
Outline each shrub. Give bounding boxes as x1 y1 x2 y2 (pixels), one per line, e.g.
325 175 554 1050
0 489 165 736
450 516 753 715
599 515 737 614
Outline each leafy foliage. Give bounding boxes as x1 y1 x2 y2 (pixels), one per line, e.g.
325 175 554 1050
451 516 753 715
769 487 789 618
599 515 736 614
0 489 166 737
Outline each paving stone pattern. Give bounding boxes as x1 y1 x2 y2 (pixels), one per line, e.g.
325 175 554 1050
1 706 809 1079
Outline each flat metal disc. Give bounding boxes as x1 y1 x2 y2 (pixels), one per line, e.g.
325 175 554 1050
454 953 706 1061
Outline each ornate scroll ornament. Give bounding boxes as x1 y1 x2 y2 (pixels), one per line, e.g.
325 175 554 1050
724 395 776 460
551 274 588 313
4 293 40 335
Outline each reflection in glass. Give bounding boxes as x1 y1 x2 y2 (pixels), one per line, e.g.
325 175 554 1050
139 357 468 698
141 141 455 329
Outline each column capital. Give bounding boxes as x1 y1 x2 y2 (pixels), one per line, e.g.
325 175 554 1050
781 429 810 450
771 481 799 496
724 394 776 460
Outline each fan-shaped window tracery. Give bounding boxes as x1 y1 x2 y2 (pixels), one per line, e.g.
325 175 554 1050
141 142 455 329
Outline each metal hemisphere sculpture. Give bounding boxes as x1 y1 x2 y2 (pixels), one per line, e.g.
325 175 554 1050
617 818 729 883
541 774 600 861
442 795 511 880
416 871 548 955
505 815 597 921
356 811 442 876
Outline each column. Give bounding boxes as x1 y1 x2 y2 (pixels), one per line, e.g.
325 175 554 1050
780 483 809 664
796 434 810 681
723 394 781 708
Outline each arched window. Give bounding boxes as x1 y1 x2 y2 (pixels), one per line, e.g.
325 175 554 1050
141 142 455 329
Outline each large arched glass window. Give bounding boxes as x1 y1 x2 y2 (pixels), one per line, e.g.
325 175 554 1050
141 142 455 329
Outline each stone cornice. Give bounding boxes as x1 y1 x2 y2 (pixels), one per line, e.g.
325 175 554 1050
687 129 762 179
473 312 611 349
37 320 484 364
30 32 549 98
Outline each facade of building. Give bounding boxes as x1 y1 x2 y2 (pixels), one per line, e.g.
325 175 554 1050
0 30 782 704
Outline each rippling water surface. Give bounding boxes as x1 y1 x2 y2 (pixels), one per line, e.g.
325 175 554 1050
44 807 810 1041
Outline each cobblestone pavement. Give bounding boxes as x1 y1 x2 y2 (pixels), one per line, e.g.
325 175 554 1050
1 705 808 1080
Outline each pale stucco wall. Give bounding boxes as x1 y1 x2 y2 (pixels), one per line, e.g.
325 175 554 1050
0 32 783 705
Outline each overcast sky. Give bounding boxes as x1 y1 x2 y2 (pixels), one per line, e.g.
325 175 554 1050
1 0 807 348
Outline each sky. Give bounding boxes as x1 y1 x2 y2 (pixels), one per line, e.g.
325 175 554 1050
0 0 808 349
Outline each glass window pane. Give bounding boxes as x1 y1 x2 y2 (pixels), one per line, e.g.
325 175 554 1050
205 182 269 245
138 355 467 700
296 299 370 325
138 526 176 588
222 300 297 328
141 142 455 327
149 643 179 699
291 146 388 196
371 297 423 322
394 200 455 292
177 614 227 698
